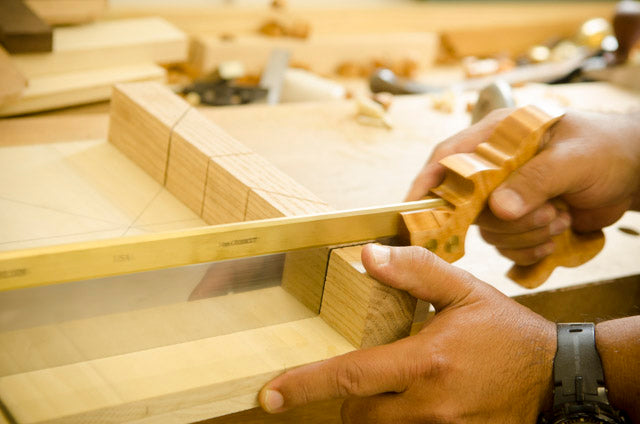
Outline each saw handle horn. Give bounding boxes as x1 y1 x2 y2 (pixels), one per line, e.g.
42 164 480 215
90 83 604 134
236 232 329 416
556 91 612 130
399 105 605 289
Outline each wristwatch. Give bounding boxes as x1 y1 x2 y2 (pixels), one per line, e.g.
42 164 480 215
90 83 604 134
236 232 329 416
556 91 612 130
538 323 628 424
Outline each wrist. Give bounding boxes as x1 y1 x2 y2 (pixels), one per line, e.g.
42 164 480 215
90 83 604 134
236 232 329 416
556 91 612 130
596 318 640 421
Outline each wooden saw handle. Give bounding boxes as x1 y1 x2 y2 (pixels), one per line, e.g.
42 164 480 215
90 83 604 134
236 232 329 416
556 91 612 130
399 104 605 289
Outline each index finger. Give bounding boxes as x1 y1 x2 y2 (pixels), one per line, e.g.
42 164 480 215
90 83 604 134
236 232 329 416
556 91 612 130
259 339 414 413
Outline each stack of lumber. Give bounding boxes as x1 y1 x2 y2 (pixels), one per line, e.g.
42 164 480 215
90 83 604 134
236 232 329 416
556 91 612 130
0 16 189 117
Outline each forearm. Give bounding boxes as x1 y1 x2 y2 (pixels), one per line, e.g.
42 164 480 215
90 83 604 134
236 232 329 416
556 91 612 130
596 316 640 421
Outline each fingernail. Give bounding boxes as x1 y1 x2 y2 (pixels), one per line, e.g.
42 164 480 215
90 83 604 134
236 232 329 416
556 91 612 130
535 242 555 258
549 216 569 236
263 389 284 413
493 188 525 218
370 244 390 265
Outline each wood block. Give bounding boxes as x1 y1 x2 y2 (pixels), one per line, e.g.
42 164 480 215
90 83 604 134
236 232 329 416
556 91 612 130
108 81 190 184
11 17 187 79
0 63 165 117
0 45 26 106
25 0 107 25
166 108 252 216
320 245 417 349
0 0 52 53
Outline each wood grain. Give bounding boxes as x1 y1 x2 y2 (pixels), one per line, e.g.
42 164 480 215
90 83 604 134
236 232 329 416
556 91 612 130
109 82 191 184
166 108 252 215
0 316 355 424
321 245 417 348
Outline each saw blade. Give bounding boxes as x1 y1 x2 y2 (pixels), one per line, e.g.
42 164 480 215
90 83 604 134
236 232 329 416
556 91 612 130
0 198 447 292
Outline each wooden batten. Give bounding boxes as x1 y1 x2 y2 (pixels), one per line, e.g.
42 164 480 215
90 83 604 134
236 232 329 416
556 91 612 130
320 245 417 349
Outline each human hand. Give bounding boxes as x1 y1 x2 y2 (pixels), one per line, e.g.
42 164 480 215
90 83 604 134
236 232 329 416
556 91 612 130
259 244 556 423
407 109 640 265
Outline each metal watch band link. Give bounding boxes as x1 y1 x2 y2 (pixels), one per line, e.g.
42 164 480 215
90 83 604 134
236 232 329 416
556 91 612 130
553 323 609 406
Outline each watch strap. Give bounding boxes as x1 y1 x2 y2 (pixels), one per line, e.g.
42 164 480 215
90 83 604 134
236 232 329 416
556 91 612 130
553 323 609 406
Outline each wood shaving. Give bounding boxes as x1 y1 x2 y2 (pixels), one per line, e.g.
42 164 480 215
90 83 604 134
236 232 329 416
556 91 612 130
430 90 456 114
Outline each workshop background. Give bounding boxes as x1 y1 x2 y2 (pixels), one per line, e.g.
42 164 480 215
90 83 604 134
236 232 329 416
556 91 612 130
0 1 638 423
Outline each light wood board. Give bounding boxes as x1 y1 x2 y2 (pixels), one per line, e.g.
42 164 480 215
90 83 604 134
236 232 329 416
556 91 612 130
11 17 188 79
0 64 166 117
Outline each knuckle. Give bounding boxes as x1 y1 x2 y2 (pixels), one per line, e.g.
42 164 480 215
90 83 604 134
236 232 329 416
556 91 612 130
421 351 453 380
515 162 548 192
334 359 366 397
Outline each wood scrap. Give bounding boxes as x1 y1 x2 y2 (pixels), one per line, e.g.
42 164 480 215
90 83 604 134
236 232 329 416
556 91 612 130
11 17 188 79
0 45 27 106
0 64 166 117
0 0 51 53
24 0 107 26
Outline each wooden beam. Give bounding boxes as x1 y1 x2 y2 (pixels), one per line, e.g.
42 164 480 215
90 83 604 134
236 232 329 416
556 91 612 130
11 17 188 79
0 0 52 53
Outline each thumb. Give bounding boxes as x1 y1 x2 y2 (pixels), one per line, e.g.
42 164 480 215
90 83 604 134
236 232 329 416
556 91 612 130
361 244 479 311
489 145 581 221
